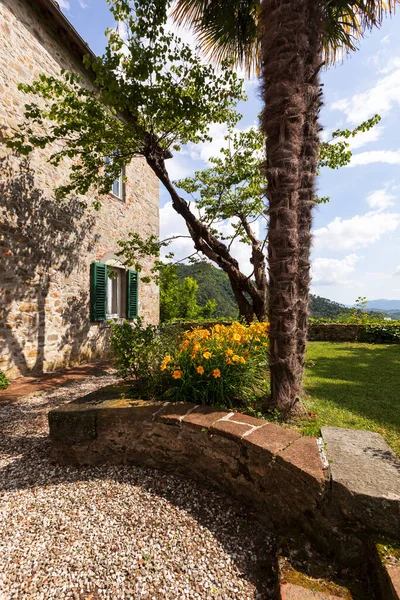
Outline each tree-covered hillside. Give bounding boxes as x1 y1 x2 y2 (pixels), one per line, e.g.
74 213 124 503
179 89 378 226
175 263 355 320
175 263 238 318
309 295 351 319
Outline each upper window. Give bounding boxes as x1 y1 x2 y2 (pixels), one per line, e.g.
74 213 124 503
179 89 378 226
111 170 124 200
105 156 124 200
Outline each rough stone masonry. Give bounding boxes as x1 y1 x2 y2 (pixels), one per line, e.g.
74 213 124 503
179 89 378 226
0 0 160 379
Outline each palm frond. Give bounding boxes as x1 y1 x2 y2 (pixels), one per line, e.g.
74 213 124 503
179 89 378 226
172 0 399 71
323 0 400 63
172 0 260 75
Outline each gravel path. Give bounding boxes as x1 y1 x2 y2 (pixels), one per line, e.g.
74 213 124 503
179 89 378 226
0 375 277 600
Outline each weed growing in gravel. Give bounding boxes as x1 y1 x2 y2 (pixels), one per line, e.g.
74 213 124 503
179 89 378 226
0 369 10 390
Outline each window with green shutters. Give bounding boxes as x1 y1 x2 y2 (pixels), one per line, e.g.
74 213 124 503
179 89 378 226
90 262 107 321
90 263 138 321
126 269 139 319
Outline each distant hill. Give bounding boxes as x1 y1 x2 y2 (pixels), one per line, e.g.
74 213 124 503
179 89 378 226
366 299 400 311
309 295 352 319
175 262 355 320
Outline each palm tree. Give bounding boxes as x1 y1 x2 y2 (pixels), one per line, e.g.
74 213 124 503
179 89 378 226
172 0 398 416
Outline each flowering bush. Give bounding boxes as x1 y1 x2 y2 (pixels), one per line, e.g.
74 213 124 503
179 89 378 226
161 321 269 407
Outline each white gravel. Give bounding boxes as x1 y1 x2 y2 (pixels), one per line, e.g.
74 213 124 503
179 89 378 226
0 375 277 599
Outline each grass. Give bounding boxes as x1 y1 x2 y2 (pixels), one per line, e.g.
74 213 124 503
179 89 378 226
294 342 400 456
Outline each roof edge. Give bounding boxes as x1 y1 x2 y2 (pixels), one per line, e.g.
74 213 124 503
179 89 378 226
34 0 97 62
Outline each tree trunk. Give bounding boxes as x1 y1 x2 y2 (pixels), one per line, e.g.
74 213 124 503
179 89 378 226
145 152 267 323
261 0 324 416
296 3 324 381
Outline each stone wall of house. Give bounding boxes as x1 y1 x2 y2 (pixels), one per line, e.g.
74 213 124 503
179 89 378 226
0 0 160 378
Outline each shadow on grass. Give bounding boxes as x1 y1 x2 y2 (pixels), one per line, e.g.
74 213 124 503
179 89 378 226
303 343 400 433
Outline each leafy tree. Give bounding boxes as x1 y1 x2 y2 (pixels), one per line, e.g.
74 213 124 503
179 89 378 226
175 262 239 319
159 263 216 321
5 0 393 415
172 0 398 415
118 116 379 324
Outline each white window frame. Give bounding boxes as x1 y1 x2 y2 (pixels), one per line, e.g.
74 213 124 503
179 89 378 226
106 267 124 319
105 156 124 200
111 169 124 200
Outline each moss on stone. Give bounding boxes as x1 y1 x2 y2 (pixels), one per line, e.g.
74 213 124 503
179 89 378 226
375 537 400 564
280 562 352 599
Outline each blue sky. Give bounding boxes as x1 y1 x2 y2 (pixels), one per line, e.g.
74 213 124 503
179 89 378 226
60 0 400 304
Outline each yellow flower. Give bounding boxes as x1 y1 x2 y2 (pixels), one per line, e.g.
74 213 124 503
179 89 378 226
161 355 171 371
213 368 221 378
232 354 240 362
239 356 246 364
233 333 241 342
196 365 204 375
203 351 212 360
172 369 182 380
226 348 234 356
226 358 234 365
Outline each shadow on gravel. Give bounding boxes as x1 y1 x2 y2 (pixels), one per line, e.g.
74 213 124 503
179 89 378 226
0 427 278 599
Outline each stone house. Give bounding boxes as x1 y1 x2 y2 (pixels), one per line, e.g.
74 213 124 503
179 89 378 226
0 0 160 379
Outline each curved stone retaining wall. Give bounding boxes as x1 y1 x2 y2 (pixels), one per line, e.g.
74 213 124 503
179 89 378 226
49 388 400 564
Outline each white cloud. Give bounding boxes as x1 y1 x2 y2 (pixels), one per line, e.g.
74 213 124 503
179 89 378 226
58 0 70 9
395 265 400 276
165 155 195 182
159 201 260 275
331 65 400 124
381 34 390 45
348 149 400 167
78 0 88 8
184 123 229 163
313 210 400 251
311 254 362 286
366 188 396 210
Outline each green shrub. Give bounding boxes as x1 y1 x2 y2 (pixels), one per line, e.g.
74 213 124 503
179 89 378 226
358 323 400 344
0 370 10 390
109 318 179 398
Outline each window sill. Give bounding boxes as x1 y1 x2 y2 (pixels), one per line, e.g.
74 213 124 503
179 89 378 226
108 192 124 201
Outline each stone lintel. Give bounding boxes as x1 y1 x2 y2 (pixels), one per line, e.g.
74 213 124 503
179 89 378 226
181 405 230 430
277 437 327 485
156 402 198 426
209 419 252 441
242 423 300 457
229 412 266 427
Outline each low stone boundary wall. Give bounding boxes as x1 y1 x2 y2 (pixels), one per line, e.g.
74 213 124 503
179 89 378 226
49 394 327 529
308 323 361 342
49 386 400 565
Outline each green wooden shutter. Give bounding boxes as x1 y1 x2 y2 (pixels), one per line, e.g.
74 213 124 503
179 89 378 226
90 262 107 321
126 270 139 319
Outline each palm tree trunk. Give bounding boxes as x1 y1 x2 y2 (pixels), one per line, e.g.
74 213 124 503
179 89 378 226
297 3 324 382
261 0 324 415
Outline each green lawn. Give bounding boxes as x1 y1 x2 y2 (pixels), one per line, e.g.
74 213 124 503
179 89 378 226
295 342 400 456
